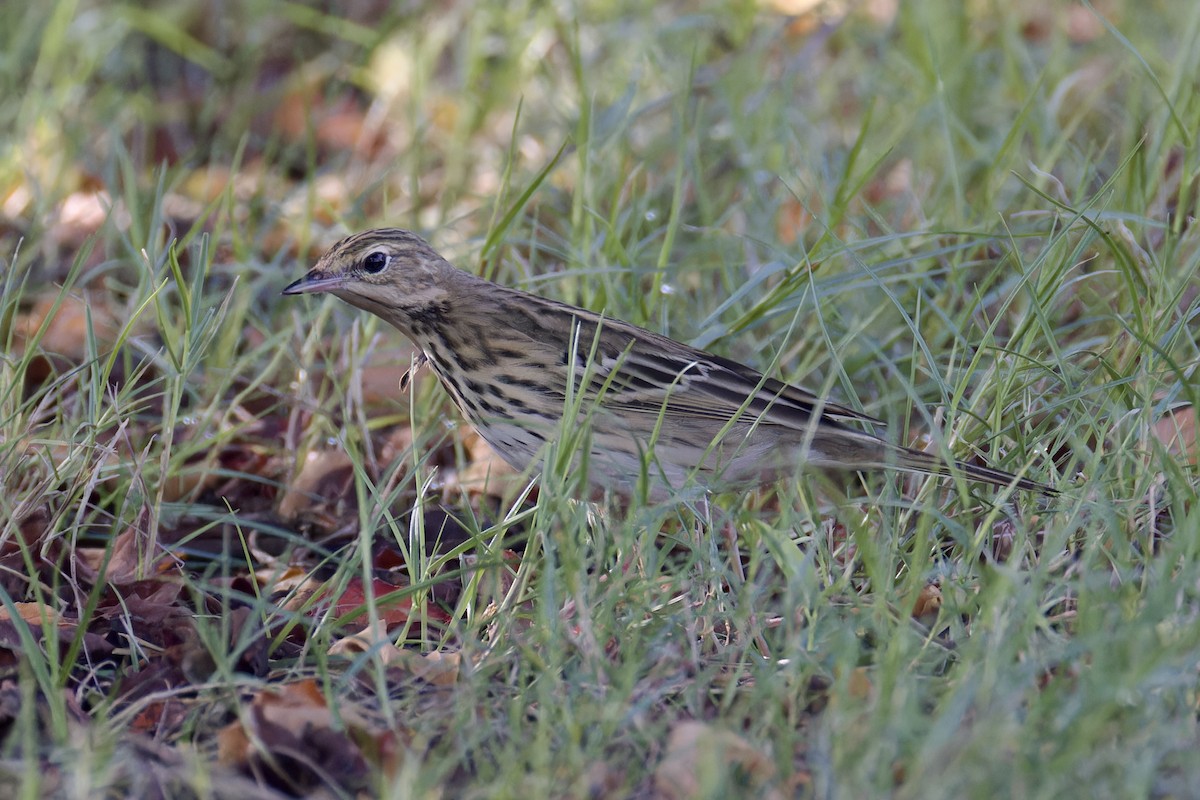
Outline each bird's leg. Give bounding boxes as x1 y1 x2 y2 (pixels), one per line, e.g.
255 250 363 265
719 513 771 659
696 495 771 659
398 352 429 393
719 514 747 585
694 494 721 598
687 494 724 650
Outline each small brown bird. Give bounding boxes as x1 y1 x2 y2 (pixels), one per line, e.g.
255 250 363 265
284 229 1055 500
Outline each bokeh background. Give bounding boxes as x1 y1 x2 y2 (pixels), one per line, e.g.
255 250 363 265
2 1 1198 796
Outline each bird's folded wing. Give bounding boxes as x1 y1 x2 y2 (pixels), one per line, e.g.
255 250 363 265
589 346 882 432
530 302 882 432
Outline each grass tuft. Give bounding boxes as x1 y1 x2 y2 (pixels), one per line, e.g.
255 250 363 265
0 0 1197 796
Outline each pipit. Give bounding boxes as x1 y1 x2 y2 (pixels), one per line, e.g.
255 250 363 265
284 228 1056 501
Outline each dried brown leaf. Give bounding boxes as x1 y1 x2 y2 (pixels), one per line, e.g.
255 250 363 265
654 721 780 800
775 196 816 247
1066 4 1107 43
216 678 402 790
360 358 419 405
911 583 942 619
330 576 452 628
90 515 181 586
277 447 355 524
382 648 462 686
1152 404 1198 467
450 429 523 498
45 190 128 252
13 291 124 361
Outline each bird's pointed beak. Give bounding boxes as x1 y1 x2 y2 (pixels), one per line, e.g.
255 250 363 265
282 270 347 296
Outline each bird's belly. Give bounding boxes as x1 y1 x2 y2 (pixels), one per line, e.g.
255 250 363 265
473 421 548 471
585 419 795 499
461 401 798 500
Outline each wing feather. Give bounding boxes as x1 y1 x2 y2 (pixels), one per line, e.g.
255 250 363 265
504 291 881 432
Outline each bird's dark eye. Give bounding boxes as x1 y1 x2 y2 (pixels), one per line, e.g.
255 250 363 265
363 252 389 274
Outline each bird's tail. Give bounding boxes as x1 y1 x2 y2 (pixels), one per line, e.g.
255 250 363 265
882 442 1057 495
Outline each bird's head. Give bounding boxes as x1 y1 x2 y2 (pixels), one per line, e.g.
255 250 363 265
283 228 459 335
